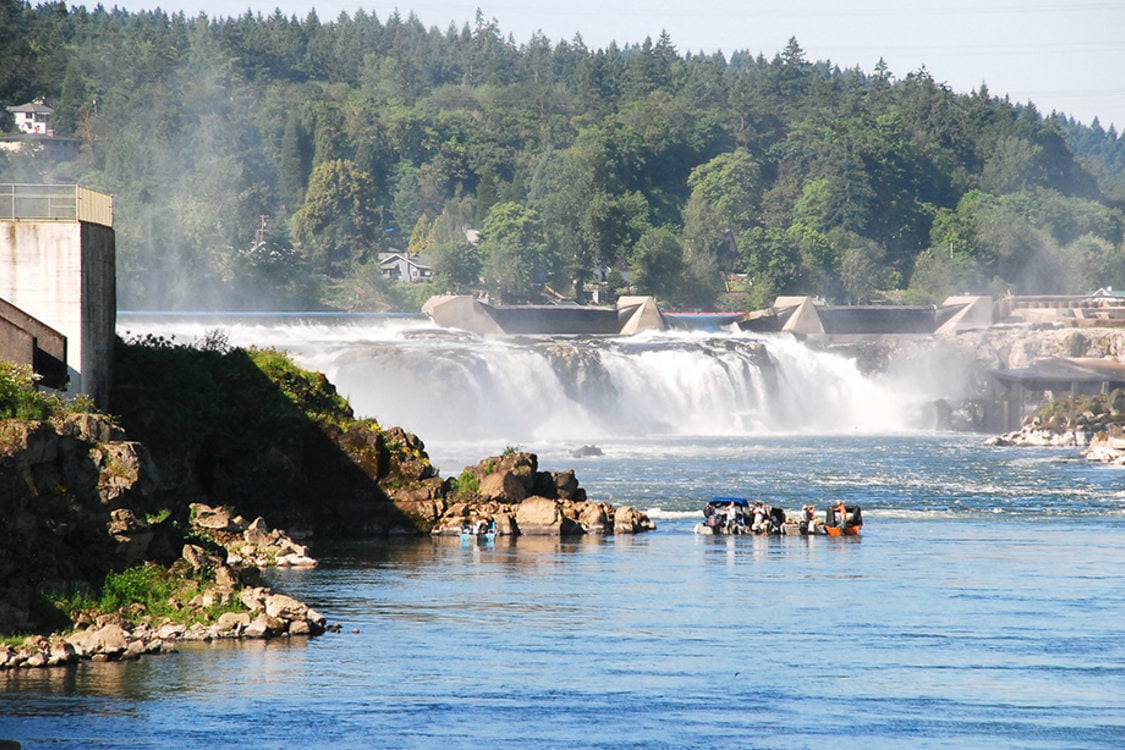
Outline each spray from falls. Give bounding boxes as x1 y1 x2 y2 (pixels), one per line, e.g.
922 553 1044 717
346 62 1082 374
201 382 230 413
118 314 955 449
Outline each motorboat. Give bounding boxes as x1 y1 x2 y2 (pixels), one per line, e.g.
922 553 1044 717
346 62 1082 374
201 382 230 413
694 497 785 535
824 504 863 536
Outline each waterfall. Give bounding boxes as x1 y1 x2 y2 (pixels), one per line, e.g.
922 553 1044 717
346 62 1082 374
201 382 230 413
117 313 938 445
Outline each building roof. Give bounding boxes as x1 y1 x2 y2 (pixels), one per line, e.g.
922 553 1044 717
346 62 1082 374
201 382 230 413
6 101 53 114
378 251 432 268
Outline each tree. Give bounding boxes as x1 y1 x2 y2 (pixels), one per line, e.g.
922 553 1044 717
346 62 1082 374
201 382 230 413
430 239 482 293
479 202 555 303
903 247 983 303
530 136 651 297
682 149 763 269
290 159 381 277
53 58 88 136
277 113 312 208
630 227 684 301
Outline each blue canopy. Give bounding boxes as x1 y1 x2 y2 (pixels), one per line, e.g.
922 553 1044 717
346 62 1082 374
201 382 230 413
709 497 749 507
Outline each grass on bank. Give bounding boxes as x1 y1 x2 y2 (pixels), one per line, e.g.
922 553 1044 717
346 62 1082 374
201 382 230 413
0 361 97 420
53 563 248 626
1 562 249 647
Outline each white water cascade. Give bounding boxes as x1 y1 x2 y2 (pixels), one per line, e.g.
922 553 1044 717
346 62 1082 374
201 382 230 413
117 313 950 447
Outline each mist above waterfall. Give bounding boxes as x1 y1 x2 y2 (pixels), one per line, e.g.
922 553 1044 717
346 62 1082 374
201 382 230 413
119 314 962 449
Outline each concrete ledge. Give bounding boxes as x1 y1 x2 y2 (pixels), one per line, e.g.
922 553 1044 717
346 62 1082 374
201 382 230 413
421 295 665 336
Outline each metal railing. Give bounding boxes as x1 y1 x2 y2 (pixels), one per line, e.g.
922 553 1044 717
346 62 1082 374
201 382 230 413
0 183 113 227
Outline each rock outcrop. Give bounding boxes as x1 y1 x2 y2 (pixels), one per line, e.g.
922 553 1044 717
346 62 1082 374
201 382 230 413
0 415 161 634
985 388 1125 465
430 452 654 537
189 503 318 568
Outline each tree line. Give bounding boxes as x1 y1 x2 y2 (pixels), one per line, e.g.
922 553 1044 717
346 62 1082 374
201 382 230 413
2 1 1124 311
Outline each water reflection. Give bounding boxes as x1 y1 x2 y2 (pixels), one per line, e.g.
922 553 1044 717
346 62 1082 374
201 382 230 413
1 638 311 706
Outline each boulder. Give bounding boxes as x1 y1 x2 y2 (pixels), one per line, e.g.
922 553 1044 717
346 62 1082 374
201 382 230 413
58 413 126 444
614 506 657 534
216 611 251 634
245 613 284 638
264 593 308 621
0 420 58 464
67 623 129 658
191 504 233 531
181 544 222 572
242 516 272 544
94 441 158 503
576 502 610 534
552 470 580 500
478 471 528 502
514 496 583 536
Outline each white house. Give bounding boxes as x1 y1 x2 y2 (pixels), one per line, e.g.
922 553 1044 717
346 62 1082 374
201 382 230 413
378 250 433 283
7 99 54 135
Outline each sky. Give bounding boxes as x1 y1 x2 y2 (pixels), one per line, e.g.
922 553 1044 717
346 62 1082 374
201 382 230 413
115 0 1125 132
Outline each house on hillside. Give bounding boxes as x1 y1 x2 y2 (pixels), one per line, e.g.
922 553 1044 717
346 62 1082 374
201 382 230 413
7 98 54 135
378 250 433 283
2 98 80 157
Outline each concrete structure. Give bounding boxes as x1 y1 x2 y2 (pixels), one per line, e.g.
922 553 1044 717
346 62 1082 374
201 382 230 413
0 298 67 389
739 295 993 337
421 295 665 336
935 295 994 334
996 290 1125 326
0 184 115 407
989 357 1125 431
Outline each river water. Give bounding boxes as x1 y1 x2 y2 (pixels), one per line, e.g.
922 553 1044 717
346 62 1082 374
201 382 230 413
2 318 1124 748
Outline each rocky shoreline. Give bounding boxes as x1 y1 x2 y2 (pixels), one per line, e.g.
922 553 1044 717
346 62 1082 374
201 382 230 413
1 575 327 670
1 391 652 671
986 388 1125 465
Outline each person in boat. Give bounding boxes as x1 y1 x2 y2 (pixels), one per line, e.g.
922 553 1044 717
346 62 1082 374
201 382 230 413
751 502 767 534
832 500 848 530
768 506 785 534
725 501 739 532
801 505 817 535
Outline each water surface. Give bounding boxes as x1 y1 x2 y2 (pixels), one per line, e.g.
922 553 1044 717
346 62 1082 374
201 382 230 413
3 435 1124 749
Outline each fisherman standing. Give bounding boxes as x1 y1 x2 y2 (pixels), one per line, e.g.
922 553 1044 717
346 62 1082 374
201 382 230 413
725 501 739 532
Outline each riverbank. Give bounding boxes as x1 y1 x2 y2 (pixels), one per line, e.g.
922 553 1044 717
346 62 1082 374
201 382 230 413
985 387 1125 465
1 337 652 669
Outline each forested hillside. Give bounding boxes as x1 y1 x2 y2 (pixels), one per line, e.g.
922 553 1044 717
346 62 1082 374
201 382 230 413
2 1 1124 311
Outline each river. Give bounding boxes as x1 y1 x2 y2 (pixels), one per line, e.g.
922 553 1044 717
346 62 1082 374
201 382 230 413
1 317 1122 748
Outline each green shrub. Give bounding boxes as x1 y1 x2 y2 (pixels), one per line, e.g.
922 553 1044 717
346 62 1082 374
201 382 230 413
450 470 480 496
0 361 55 420
247 347 354 426
99 564 175 614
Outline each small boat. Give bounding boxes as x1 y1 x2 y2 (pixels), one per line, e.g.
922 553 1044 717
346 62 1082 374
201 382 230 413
695 497 748 535
823 504 863 536
694 497 786 535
